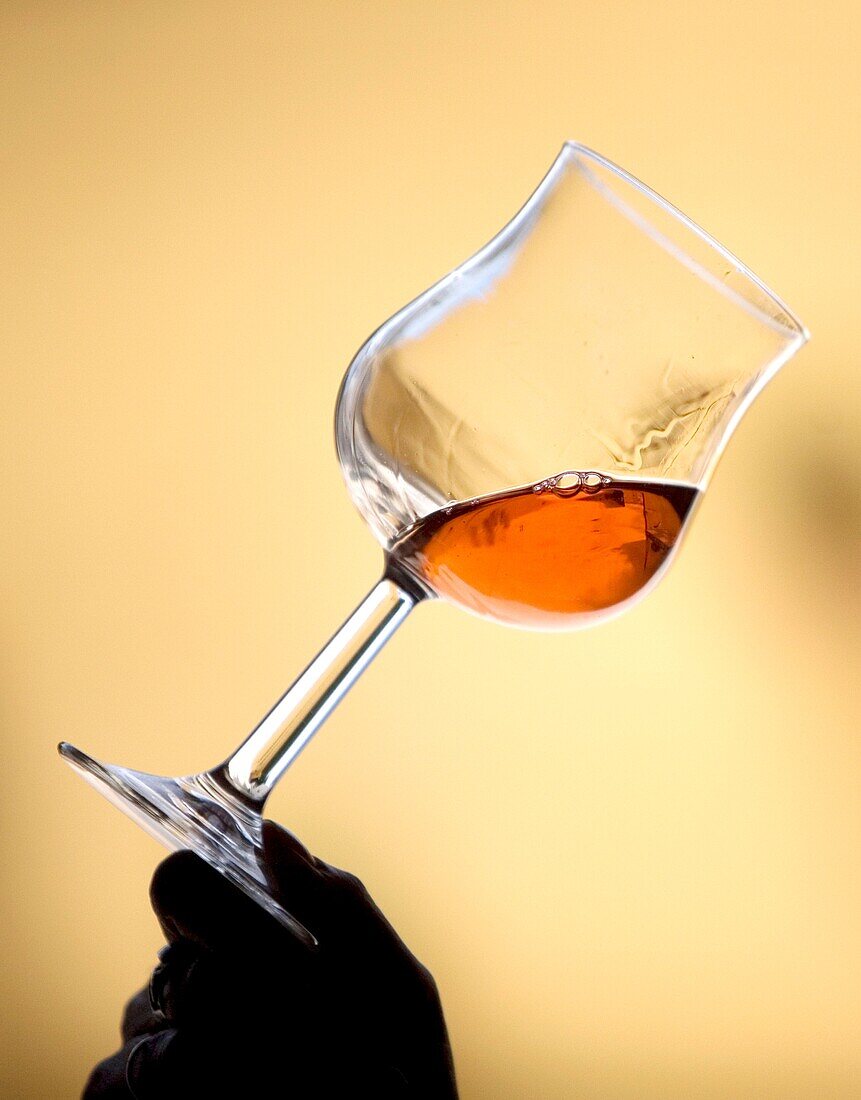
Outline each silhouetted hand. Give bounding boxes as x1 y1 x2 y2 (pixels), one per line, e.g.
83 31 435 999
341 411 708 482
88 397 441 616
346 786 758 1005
84 822 457 1097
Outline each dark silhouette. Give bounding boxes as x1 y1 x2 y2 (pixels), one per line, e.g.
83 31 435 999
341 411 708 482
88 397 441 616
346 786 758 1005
84 822 457 1097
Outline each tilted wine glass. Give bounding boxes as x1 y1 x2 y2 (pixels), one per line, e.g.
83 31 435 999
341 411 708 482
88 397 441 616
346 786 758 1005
60 144 807 940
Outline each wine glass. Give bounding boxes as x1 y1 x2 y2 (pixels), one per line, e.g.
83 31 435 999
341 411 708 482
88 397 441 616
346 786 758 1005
60 144 807 941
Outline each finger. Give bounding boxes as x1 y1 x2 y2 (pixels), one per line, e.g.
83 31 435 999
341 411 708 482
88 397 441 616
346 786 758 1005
82 1046 133 1098
149 850 312 964
146 936 315 1033
258 818 389 947
262 821 418 966
123 1029 192 1099
120 986 168 1043
258 821 329 913
262 823 454 1083
82 1031 181 1099
147 939 206 1025
127 1026 345 1097
260 820 360 941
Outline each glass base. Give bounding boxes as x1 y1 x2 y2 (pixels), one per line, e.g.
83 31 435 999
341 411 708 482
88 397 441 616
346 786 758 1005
58 742 315 945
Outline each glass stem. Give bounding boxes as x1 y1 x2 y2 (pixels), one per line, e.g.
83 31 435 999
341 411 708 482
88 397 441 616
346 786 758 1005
217 576 418 805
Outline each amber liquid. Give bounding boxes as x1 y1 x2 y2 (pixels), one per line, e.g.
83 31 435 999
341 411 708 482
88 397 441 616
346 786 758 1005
388 471 698 628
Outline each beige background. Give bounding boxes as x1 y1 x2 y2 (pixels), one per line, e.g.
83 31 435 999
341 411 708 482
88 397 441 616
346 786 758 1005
2 2 859 1096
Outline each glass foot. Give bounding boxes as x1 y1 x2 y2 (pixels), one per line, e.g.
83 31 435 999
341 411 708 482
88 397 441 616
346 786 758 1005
58 742 315 945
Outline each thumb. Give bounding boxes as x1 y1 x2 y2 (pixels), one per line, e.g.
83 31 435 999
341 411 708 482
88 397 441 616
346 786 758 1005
260 819 323 902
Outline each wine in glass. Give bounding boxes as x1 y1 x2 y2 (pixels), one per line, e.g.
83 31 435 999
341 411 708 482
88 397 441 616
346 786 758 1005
60 144 808 940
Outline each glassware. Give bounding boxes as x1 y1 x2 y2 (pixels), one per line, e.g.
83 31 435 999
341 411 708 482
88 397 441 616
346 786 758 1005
59 144 807 940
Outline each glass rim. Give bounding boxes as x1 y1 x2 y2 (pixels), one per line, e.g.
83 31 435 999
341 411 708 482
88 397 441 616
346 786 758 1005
559 141 809 343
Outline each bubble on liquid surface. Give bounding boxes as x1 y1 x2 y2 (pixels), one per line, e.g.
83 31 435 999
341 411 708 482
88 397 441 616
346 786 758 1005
551 471 583 497
583 472 606 492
